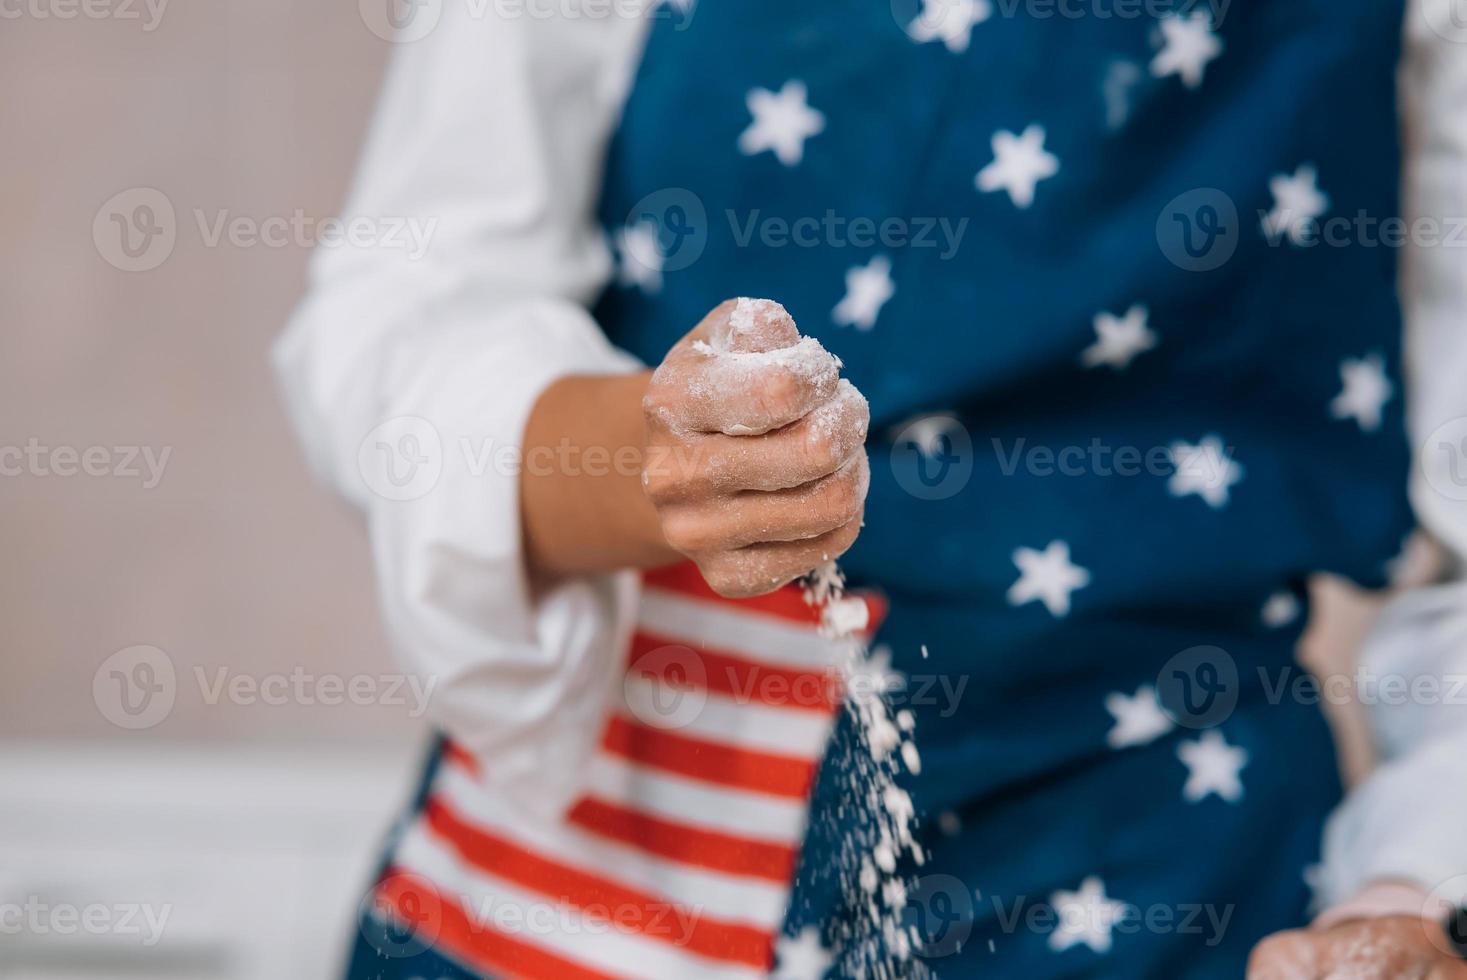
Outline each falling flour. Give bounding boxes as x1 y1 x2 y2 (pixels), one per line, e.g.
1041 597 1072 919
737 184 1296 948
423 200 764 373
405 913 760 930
696 300 929 974
803 560 930 980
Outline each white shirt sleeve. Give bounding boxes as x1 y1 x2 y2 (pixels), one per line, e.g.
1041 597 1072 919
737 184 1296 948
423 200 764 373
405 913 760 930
272 7 651 817
1318 0 1467 911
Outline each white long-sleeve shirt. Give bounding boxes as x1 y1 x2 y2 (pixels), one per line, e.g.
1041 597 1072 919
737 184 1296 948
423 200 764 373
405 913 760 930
274 0 1467 913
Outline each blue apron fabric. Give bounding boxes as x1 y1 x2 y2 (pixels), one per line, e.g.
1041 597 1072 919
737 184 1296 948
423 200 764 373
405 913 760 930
589 1 1414 977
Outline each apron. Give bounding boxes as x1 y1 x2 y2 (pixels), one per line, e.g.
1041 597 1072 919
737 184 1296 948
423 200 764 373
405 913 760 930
350 565 885 979
350 0 1415 976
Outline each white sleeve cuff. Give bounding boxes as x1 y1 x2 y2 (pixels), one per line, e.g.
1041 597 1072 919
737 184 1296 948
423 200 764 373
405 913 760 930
356 297 645 819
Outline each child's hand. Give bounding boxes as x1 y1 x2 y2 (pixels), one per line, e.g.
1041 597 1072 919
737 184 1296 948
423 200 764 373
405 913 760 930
641 298 870 598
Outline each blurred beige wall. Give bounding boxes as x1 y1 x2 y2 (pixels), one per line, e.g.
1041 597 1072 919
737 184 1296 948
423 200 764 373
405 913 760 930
0 2 420 743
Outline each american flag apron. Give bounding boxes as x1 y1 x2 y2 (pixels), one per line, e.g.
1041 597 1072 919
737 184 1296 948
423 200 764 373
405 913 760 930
352 563 884 978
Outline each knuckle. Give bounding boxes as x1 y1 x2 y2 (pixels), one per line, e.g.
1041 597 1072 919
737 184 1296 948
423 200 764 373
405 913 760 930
803 428 845 476
703 564 757 599
753 368 803 423
641 387 674 427
641 464 678 503
641 443 696 502
661 511 721 555
851 395 871 441
819 471 864 526
834 513 863 550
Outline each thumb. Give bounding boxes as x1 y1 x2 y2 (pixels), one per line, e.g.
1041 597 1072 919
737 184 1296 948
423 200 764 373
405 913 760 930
708 297 801 353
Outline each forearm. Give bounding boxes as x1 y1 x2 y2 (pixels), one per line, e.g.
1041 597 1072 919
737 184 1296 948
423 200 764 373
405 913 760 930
520 370 680 580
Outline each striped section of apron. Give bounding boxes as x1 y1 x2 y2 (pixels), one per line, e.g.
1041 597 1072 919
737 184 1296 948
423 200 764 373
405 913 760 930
364 562 884 979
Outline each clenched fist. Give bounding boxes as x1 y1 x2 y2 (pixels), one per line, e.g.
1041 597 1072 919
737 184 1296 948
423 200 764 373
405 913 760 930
640 298 870 597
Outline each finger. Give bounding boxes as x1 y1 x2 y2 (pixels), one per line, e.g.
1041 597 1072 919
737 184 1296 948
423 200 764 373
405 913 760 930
709 297 800 353
660 453 869 552
1247 930 1325 980
699 515 863 598
644 380 869 499
653 339 841 435
648 300 841 436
